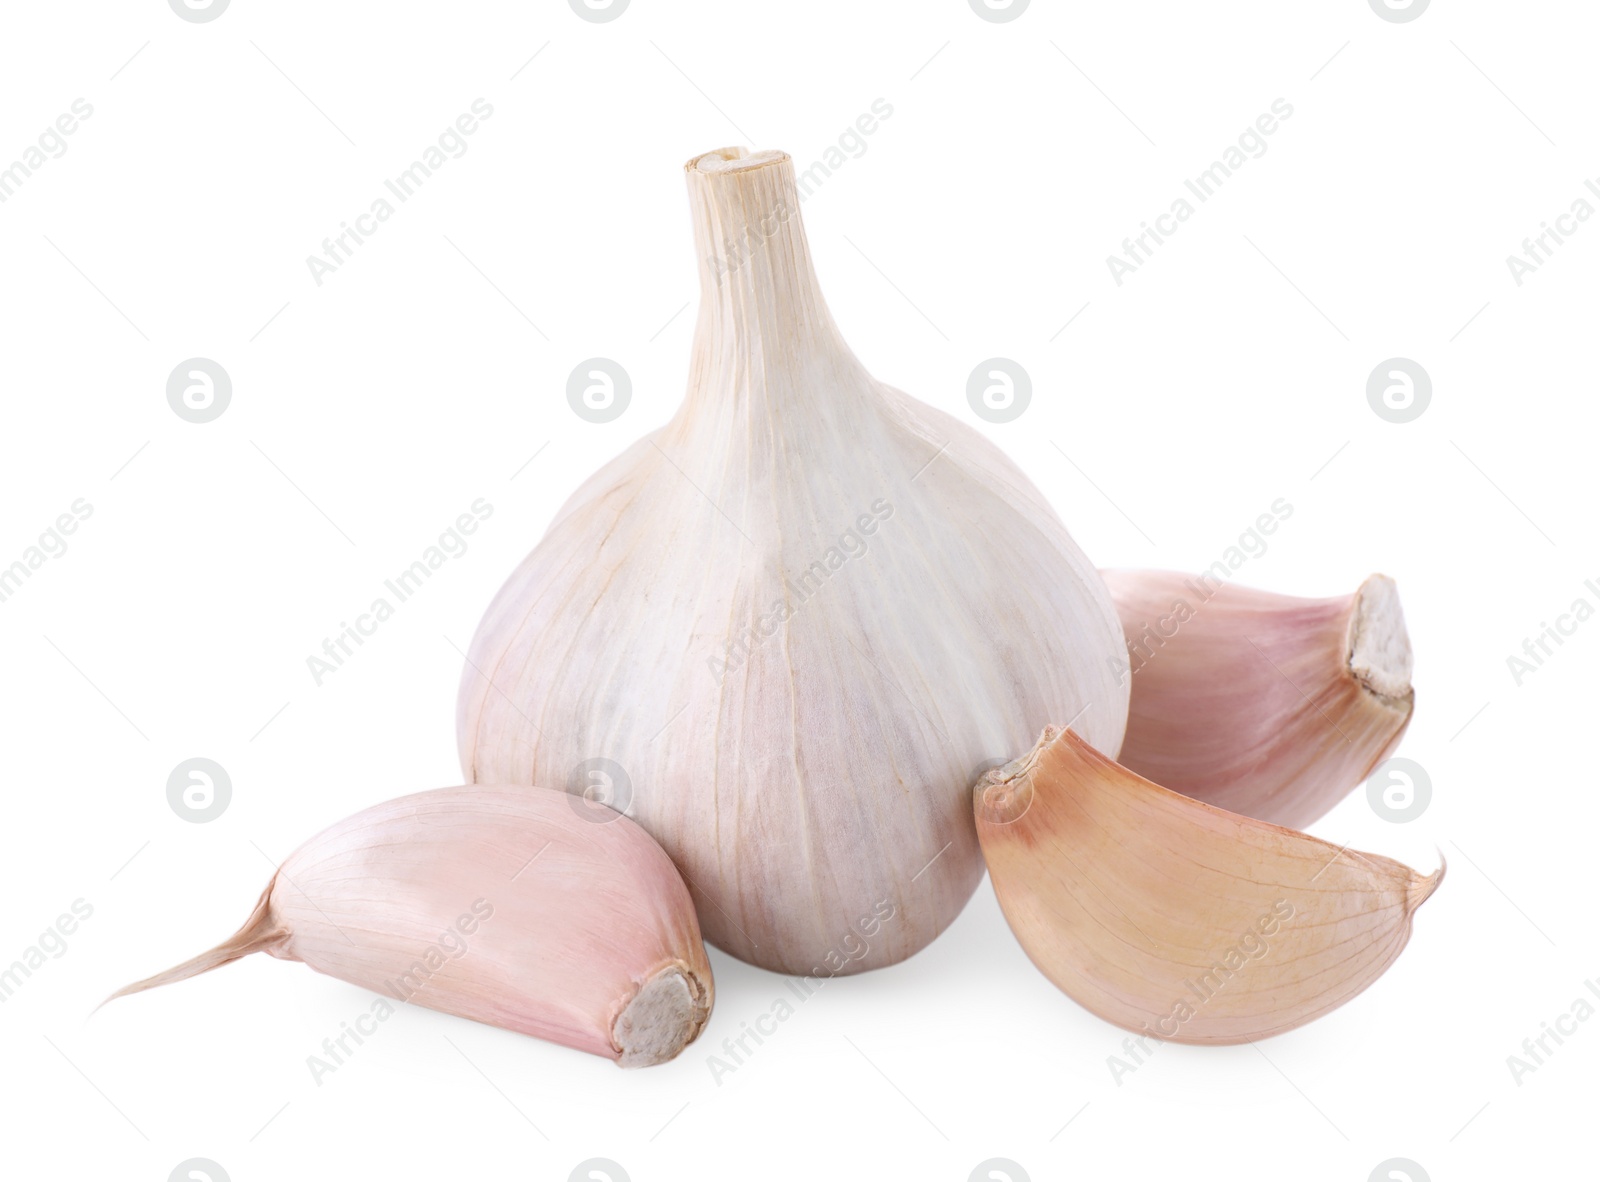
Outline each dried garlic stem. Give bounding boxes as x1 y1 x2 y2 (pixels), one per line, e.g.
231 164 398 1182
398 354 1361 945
975 727 1441 1045
1104 571 1414 828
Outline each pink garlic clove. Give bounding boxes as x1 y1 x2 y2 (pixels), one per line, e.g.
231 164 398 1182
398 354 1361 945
106 786 713 1067
975 726 1441 1045
1102 570 1414 829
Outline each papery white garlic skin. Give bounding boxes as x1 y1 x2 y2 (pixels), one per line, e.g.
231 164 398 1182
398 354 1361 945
108 787 713 1067
1103 570 1414 829
458 147 1128 975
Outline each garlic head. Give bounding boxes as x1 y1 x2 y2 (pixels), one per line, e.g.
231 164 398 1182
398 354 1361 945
458 147 1128 974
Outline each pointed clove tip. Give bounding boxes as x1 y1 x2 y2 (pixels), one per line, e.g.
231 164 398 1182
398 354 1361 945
1349 574 1414 702
1411 851 1447 909
93 972 165 1012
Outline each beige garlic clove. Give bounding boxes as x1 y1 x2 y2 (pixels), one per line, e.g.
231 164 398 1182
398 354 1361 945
106 787 713 1067
1102 570 1415 829
457 147 1128 975
975 726 1441 1045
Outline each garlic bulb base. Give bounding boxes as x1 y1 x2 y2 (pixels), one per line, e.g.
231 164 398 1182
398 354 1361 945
1348 574 1414 701
614 963 711 1068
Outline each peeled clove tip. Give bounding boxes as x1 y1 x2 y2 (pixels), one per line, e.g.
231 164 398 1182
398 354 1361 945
1349 574 1414 702
614 964 712 1068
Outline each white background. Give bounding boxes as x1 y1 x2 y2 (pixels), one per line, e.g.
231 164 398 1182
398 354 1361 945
0 1 1590 1179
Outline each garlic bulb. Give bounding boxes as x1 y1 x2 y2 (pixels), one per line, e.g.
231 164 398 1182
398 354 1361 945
458 146 1128 975
975 727 1441 1044
107 787 714 1067
1104 570 1413 828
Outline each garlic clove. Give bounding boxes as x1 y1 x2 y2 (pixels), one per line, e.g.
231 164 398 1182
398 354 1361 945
106 786 713 1067
975 726 1442 1045
458 147 1128 975
1102 570 1414 829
